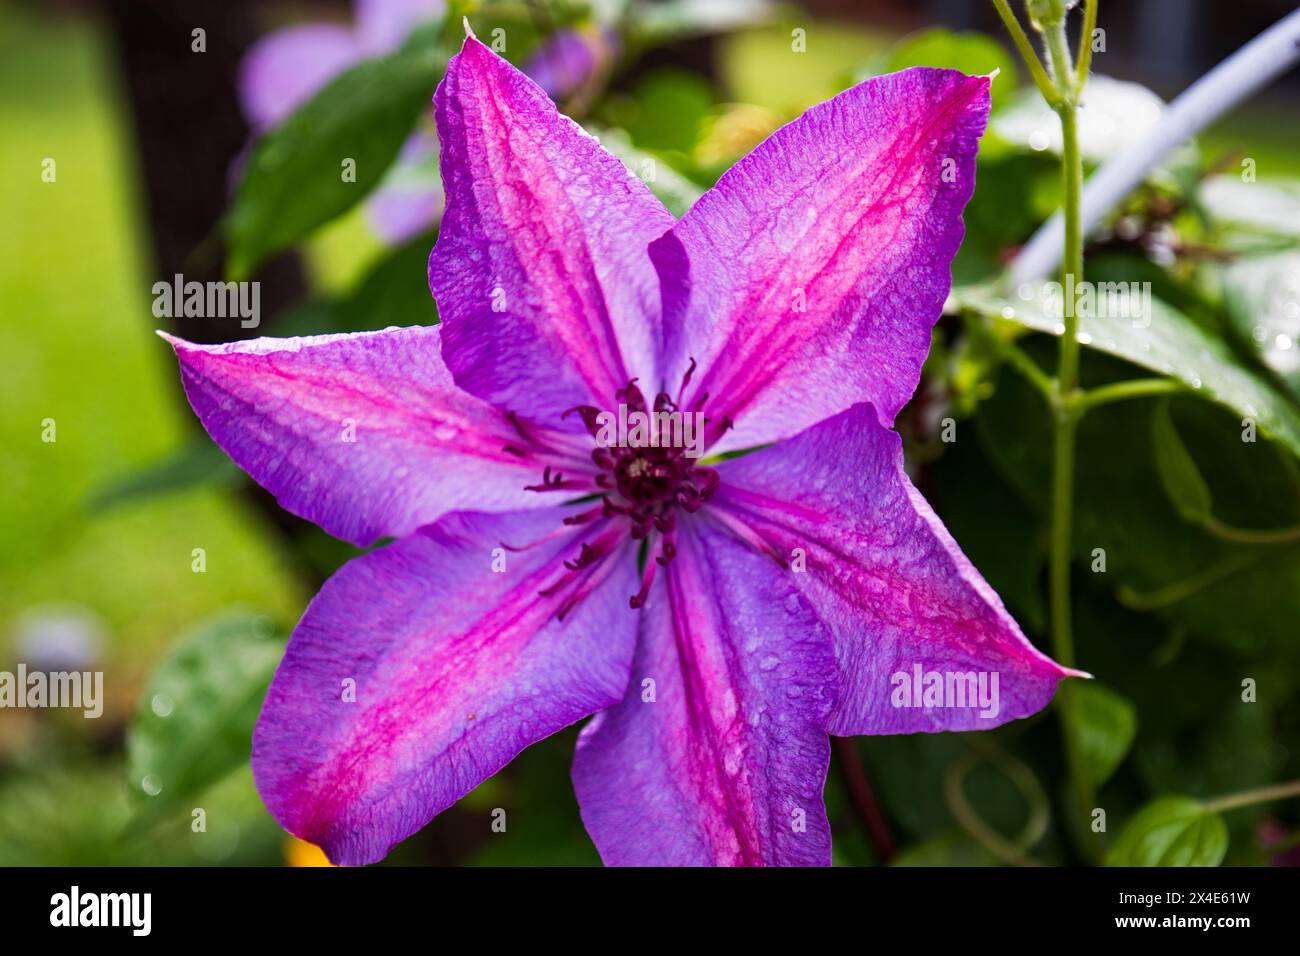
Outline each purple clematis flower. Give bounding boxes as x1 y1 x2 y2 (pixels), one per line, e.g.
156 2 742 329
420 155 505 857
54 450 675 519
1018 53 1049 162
166 35 1077 866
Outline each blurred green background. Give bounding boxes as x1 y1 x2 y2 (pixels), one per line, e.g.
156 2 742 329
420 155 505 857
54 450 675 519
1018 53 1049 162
2 0 1299 866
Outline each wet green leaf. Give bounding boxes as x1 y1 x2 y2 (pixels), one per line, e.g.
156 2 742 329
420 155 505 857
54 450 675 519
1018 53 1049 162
226 24 445 279
976 364 1300 666
629 0 775 46
957 287 1300 458
994 76 1165 162
126 612 284 815
1199 176 1300 243
1219 250 1300 396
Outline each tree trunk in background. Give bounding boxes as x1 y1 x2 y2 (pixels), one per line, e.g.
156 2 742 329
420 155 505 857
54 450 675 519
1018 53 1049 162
101 0 307 344
101 0 323 575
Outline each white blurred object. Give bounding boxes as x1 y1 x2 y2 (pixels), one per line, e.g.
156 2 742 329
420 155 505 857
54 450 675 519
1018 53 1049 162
994 75 1165 161
12 605 106 673
1010 8 1300 286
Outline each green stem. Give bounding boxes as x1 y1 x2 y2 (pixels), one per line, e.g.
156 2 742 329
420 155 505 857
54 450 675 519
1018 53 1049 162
1075 378 1184 415
1057 104 1084 394
991 0 1098 862
944 743 1049 867
1116 549 1264 611
990 0 1062 107
1049 408 1094 851
1206 779 1300 814
1202 516 1300 545
1042 15 1077 96
1004 342 1056 400
1076 0 1099 84
962 310 1055 400
1046 10 1094 862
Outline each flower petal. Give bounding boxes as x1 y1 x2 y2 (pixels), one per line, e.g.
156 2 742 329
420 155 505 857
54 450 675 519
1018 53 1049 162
238 24 362 129
651 68 991 452
572 517 835 866
429 36 675 420
164 326 574 547
712 403 1074 734
254 508 638 866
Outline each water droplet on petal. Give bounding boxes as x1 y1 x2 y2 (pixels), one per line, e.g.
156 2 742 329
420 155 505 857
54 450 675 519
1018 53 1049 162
723 749 742 776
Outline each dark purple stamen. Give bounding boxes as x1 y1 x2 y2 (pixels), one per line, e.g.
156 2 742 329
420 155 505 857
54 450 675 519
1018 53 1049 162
527 365 724 614
524 465 589 493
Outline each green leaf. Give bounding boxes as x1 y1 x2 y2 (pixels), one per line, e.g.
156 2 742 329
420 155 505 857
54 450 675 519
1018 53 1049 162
461 732 601 867
994 76 1165 162
335 229 439 330
977 365 1300 666
1151 399 1214 523
1219 250 1300 396
589 125 704 218
126 612 285 814
890 830 999 867
85 438 240 512
225 24 445 279
954 152 1060 283
601 70 715 155
932 433 1046 630
1106 796 1228 866
956 286 1300 459
1074 682 1137 786
1199 175 1300 243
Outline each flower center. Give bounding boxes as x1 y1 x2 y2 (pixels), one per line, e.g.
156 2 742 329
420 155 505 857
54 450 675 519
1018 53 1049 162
519 367 727 615
570 376 721 538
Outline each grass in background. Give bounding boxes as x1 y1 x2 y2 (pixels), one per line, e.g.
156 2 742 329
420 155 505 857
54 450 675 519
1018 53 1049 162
0 6 304 698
